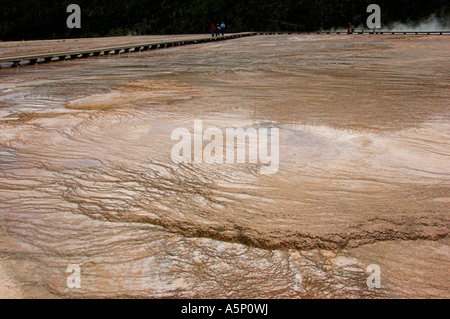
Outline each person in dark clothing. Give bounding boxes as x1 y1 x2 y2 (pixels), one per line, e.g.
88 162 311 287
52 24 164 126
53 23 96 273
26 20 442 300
215 24 220 37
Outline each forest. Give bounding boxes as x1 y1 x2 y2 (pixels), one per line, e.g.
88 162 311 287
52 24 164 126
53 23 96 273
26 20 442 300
0 0 449 41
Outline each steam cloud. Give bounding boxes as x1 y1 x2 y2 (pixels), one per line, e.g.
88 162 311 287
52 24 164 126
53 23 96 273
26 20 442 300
326 14 450 32
380 14 450 31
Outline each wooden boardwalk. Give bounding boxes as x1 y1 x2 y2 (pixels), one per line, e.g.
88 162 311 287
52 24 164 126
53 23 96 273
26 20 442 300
1 30 448 68
258 31 450 35
0 32 257 68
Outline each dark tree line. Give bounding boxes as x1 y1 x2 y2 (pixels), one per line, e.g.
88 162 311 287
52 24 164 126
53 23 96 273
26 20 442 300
0 0 448 41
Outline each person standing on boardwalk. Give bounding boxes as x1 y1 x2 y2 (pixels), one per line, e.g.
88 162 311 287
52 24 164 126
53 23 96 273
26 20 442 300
215 24 220 37
220 22 226 36
210 23 216 37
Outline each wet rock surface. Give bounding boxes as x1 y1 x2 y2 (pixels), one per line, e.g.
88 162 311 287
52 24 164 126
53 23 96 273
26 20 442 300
0 35 448 298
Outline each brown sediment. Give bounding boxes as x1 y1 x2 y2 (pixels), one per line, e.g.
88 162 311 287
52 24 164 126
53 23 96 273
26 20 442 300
66 80 199 110
0 34 449 298
0 262 23 299
347 239 450 298
7 112 68 122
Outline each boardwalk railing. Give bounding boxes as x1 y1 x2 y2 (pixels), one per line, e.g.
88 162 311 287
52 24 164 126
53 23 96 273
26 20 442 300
0 32 257 68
